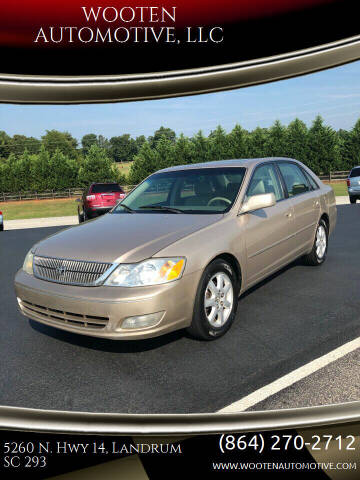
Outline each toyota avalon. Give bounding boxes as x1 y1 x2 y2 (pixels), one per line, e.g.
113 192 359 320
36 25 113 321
15 158 336 340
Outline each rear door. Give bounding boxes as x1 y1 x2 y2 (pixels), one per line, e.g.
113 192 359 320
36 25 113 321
243 162 294 285
277 161 320 257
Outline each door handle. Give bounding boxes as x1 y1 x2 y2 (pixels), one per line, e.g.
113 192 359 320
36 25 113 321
314 200 320 207
285 211 292 218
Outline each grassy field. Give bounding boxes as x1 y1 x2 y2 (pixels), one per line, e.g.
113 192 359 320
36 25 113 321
1 198 79 220
0 180 348 221
328 181 347 196
116 161 132 179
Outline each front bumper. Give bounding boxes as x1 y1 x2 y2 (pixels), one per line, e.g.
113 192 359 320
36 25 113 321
14 269 200 339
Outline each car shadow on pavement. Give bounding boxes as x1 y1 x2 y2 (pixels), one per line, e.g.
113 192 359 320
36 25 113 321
29 319 186 353
239 257 303 300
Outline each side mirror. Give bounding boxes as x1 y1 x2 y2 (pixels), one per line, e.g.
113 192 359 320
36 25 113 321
240 193 276 214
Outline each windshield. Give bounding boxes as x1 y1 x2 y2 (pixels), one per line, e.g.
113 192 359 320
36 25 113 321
91 184 123 193
112 167 246 214
350 167 360 178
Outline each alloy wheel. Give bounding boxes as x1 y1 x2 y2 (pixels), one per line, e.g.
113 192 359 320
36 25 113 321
204 272 234 328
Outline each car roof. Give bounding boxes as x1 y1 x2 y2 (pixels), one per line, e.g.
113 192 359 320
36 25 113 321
157 157 298 173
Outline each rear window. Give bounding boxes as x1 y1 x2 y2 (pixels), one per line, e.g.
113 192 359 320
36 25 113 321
90 184 123 193
350 167 360 178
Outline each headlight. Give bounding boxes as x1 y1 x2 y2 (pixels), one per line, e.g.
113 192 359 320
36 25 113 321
23 250 34 275
104 258 186 287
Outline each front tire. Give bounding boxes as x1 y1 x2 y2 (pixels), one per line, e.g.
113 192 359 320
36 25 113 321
303 219 328 266
187 259 239 340
350 196 356 204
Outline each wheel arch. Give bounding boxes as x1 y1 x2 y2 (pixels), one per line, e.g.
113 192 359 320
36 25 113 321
320 212 330 231
208 253 242 290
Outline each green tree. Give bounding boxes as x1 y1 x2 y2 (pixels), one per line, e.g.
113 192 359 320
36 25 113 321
81 134 98 155
11 150 33 191
0 131 11 159
265 120 288 156
172 134 195 166
340 119 360 170
128 141 159 184
228 124 249 159
307 116 339 174
135 135 146 153
48 149 79 190
190 130 210 163
208 125 231 161
41 130 78 158
148 127 176 148
109 134 137 163
77 144 116 186
10 135 41 157
0 156 13 192
30 146 52 191
247 127 269 158
286 119 309 164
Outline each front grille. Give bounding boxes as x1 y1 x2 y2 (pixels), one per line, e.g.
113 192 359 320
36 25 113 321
33 255 113 286
21 300 109 330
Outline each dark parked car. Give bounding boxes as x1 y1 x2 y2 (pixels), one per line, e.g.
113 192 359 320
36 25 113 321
78 183 126 222
0 210 3 231
347 166 360 204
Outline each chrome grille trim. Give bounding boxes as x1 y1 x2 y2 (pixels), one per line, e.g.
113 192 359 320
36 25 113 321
33 255 115 286
20 300 109 330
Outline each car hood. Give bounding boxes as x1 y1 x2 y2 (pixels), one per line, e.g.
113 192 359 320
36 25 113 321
33 212 223 263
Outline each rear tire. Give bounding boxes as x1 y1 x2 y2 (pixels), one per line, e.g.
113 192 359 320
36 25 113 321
78 208 84 223
187 259 239 340
0 223 3 231
350 196 356 204
303 219 328 266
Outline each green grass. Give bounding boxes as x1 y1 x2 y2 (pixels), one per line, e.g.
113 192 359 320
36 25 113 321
329 182 347 196
116 161 132 179
1 198 79 220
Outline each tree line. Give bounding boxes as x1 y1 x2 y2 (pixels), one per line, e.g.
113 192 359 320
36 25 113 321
0 117 359 193
128 117 360 184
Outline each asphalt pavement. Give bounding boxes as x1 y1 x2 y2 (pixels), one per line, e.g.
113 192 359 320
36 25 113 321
0 204 359 414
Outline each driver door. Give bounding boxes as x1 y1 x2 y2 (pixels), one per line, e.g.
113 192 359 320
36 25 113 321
243 163 294 286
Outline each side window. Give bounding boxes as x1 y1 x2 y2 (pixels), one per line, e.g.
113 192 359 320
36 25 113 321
302 169 319 190
277 162 310 197
247 164 284 202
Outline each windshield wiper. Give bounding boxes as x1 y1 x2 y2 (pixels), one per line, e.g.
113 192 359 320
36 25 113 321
138 205 184 214
117 204 135 213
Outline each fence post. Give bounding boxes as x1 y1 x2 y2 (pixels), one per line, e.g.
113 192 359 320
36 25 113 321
329 171 332 182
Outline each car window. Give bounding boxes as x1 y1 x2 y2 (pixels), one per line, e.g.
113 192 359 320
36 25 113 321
91 184 123 193
350 167 360 178
302 169 319 190
247 164 284 202
113 167 246 214
277 162 310 197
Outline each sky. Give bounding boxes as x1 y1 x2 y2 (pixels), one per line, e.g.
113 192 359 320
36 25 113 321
1 60 360 141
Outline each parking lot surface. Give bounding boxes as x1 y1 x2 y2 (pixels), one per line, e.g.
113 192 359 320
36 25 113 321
0 205 359 413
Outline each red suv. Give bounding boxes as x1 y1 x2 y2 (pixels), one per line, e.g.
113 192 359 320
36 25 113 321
78 183 126 222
